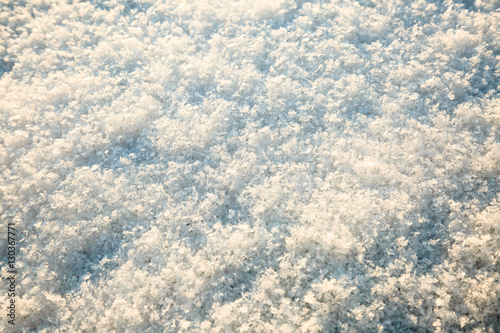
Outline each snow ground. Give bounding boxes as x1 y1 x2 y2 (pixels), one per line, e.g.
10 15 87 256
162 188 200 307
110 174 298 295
0 0 499 331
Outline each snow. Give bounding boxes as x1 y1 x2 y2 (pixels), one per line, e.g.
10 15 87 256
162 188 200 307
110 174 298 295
0 0 499 331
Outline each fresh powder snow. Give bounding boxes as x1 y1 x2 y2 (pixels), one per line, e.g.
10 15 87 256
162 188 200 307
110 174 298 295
0 0 499 331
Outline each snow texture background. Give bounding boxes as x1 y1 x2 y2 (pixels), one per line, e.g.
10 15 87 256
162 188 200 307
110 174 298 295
0 0 499 331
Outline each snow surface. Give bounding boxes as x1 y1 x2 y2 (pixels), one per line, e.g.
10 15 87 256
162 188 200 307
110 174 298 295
1 0 499 331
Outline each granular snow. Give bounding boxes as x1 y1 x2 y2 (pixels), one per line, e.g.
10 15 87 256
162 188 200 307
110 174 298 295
0 0 499 331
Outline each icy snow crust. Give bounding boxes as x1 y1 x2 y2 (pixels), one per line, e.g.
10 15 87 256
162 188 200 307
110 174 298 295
1 0 499 331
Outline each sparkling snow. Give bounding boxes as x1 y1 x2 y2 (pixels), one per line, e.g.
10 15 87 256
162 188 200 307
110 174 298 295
1 0 499 331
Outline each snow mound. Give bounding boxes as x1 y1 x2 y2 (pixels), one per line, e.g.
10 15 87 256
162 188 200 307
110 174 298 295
1 0 499 331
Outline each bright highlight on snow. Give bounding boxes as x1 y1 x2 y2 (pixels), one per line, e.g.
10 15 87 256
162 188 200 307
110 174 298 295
0 0 499 331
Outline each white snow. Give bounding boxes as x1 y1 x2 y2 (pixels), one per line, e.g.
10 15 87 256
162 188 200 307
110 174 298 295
0 0 499 331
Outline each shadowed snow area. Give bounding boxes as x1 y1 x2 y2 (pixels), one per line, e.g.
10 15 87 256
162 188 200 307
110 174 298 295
1 0 499 331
